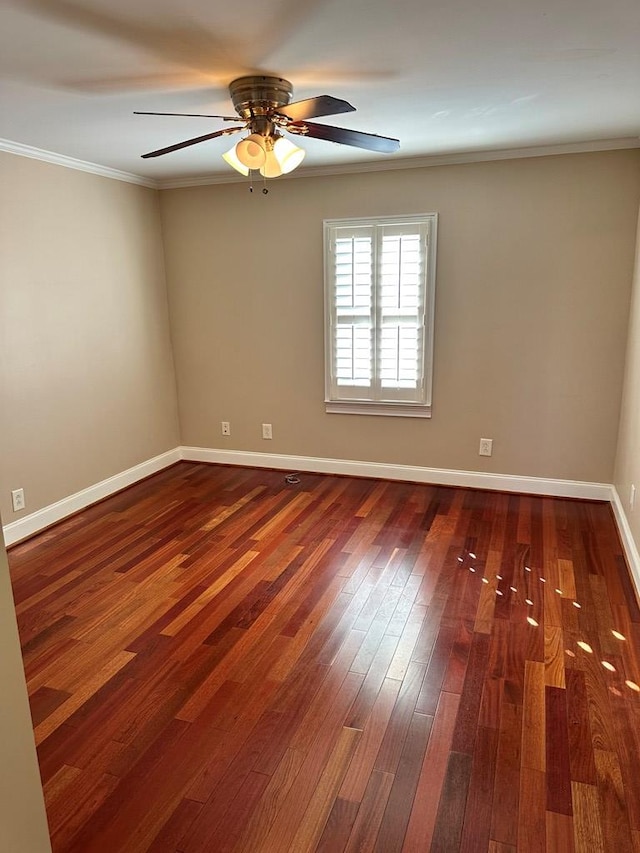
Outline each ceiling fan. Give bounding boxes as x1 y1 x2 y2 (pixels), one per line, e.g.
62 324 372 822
135 75 400 177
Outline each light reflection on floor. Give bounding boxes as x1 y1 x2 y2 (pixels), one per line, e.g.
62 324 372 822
458 549 639 696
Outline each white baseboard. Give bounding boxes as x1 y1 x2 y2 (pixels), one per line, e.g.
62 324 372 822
4 445 634 599
2 448 181 546
610 487 640 603
180 446 613 500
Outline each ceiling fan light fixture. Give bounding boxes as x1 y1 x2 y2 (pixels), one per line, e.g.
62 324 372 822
235 133 267 168
222 145 249 175
138 76 400 172
224 133 304 178
273 136 306 174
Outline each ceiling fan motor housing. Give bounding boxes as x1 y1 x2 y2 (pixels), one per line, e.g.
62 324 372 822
229 76 294 119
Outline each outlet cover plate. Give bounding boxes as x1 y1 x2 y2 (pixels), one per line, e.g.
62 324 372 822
11 488 25 512
479 438 493 457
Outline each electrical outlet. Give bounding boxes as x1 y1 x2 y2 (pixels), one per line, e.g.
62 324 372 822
262 423 273 440
221 421 231 436
11 488 25 512
479 438 493 457
631 484 636 511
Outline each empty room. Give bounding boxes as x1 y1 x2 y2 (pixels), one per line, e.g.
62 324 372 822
1 1 640 851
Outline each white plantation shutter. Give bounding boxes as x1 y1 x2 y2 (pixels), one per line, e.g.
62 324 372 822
324 214 437 416
334 230 373 389
377 226 425 400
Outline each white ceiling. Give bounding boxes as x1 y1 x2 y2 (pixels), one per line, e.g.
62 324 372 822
1 0 639 185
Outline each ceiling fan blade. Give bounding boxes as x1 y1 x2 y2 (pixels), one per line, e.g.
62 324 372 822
275 95 355 121
134 111 240 121
291 121 400 153
141 127 244 158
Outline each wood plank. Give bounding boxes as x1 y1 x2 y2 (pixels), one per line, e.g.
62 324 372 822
34 649 136 745
545 686 572 815
451 631 491 754
373 712 433 852
373 660 426 775
386 603 428 680
545 811 575 853
258 673 364 852
490 701 522 847
572 782 605 853
459 725 499 852
593 748 634 851
402 691 460 852
29 685 72 727
522 660 546 773
565 668 596 784
234 748 305 853
344 770 394 853
289 726 361 851
517 767 546 853
430 751 473 853
316 797 360 853
145 798 202 853
544 625 566 688
339 676 401 803
414 621 457 716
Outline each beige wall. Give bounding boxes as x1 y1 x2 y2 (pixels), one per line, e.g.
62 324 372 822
161 150 640 483
0 528 51 852
615 206 640 550
0 153 179 521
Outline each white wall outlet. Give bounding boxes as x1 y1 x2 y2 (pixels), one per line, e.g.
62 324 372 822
479 438 493 457
11 488 25 512
221 421 231 436
631 484 636 511
262 423 273 440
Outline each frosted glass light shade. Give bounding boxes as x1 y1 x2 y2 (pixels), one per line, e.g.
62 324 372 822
259 150 283 178
235 134 267 169
222 146 249 175
222 133 305 178
273 137 306 174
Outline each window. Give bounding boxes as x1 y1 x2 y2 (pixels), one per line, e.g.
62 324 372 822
324 213 437 417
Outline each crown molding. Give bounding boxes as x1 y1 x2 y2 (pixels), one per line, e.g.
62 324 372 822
0 138 159 188
157 136 640 189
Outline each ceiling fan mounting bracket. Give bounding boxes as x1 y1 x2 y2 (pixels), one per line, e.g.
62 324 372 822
229 76 294 119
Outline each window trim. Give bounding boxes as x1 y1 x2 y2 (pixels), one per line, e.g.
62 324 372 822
323 213 438 418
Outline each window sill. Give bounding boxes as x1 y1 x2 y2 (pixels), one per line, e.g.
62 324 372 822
325 401 432 418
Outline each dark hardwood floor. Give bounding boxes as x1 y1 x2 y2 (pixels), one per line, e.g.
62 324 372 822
8 462 640 852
